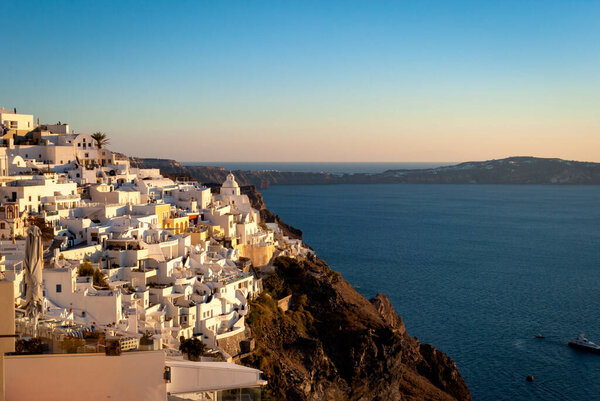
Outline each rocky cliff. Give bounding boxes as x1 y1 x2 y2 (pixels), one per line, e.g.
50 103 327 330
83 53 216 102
130 156 600 187
243 256 471 401
239 187 470 401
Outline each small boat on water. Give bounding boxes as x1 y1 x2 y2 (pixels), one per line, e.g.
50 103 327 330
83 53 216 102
568 334 600 354
535 334 545 339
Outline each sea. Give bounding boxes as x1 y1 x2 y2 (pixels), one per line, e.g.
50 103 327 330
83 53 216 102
260 182 600 401
182 162 453 174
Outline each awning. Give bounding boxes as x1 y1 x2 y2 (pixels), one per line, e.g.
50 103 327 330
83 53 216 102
165 360 266 394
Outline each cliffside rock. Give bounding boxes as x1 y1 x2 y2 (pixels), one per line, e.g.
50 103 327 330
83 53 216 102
418 344 469 401
244 256 471 401
369 293 406 335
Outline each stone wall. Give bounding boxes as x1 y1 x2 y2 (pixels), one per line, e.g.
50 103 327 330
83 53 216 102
216 330 247 357
277 294 292 312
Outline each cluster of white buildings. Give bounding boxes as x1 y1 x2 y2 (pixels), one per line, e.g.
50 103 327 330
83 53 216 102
0 108 313 400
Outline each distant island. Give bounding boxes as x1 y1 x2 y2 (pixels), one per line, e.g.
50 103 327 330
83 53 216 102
130 156 600 188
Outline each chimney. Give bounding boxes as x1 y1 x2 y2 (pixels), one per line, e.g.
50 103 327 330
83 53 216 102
13 108 16 114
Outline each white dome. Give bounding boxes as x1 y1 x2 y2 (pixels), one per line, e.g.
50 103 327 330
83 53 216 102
222 173 239 188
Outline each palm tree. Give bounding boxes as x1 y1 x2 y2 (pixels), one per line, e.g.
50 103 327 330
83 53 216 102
91 132 110 166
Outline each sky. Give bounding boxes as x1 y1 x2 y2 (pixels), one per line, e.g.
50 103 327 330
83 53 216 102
2 1 599 162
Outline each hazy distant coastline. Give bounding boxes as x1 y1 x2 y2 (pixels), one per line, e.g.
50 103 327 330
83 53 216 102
131 156 600 188
181 161 455 174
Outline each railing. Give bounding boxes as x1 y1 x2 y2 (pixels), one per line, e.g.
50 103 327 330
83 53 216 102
54 194 80 201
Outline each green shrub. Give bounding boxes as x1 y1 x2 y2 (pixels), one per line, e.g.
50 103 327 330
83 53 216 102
78 260 108 288
78 260 95 276
247 293 280 337
179 338 207 361
60 336 85 353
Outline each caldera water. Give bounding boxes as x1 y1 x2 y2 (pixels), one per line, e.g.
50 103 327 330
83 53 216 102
261 183 600 401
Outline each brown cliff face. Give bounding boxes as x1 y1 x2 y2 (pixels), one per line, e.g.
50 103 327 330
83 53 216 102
244 257 471 401
370 293 406 335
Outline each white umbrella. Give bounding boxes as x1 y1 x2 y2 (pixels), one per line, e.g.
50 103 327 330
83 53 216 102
24 225 44 336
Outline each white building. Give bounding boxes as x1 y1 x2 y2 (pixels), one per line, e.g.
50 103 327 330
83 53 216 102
0 108 34 132
0 174 78 213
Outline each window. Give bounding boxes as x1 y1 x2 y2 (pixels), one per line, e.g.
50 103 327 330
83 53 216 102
85 153 89 158
37 196 40 201
77 143 81 147
56 284 62 293
0 223 5 229
28 196 31 201
25 154 28 158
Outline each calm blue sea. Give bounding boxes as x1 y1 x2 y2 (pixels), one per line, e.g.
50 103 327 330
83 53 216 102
182 162 453 174
260 184 600 401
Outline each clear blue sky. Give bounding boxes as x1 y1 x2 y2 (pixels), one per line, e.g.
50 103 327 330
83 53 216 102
2 1 599 162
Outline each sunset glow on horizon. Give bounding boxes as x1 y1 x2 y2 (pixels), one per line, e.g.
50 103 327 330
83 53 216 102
2 1 599 163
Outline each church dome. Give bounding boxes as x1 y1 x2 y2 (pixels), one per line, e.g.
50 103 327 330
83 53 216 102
222 173 239 188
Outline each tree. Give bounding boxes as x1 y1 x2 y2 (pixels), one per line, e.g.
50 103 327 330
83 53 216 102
78 260 95 276
90 132 110 166
179 337 207 361
78 260 108 288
